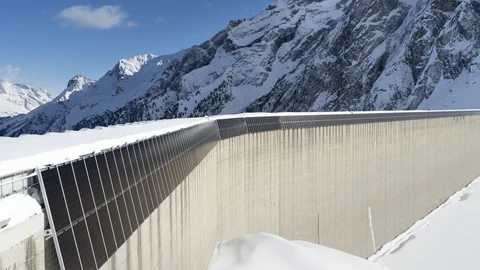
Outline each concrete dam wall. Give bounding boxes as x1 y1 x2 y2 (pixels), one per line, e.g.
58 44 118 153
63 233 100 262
32 111 480 269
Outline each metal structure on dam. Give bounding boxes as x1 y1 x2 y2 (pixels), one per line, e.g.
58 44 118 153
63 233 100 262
1 110 480 270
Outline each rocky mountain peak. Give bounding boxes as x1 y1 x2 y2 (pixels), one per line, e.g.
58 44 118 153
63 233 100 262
56 75 94 102
1 0 479 136
110 54 158 79
67 75 90 88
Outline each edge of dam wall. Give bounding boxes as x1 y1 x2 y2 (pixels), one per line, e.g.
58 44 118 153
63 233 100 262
16 110 480 270
101 111 480 270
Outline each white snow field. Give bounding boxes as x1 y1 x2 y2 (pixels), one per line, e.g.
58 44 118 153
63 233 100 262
208 233 390 270
0 193 41 233
370 176 480 270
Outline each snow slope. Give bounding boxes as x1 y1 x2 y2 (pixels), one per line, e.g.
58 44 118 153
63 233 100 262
370 176 480 270
208 233 390 270
418 65 480 110
0 193 42 233
0 80 53 117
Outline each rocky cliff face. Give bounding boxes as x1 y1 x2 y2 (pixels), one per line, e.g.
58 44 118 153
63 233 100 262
1 0 479 136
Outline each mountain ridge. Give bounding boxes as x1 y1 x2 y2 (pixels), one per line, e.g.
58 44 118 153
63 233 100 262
0 80 53 117
1 0 479 136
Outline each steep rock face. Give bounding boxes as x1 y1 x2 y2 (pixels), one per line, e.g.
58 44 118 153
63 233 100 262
1 0 479 136
0 80 53 117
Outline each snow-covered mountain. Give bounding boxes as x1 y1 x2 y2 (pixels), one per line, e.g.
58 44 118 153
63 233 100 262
0 80 53 117
1 0 479 136
0 52 185 135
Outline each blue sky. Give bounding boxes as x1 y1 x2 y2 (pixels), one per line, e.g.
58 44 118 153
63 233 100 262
0 0 273 95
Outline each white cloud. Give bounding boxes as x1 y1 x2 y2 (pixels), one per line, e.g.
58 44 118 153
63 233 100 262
0 65 21 82
55 5 136 30
155 17 166 23
127 21 139 28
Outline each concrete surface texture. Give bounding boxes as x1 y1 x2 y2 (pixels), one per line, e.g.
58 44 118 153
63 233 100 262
0 213 45 270
99 115 480 269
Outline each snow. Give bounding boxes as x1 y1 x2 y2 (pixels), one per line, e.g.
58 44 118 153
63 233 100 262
370 176 480 270
116 54 158 77
399 0 418 6
208 233 390 270
54 75 94 102
209 175 480 270
0 80 53 117
0 193 41 233
0 110 478 178
0 50 187 135
417 67 480 110
63 51 186 125
0 117 208 177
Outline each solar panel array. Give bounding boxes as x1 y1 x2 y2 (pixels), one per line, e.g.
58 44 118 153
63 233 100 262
39 111 480 270
39 121 220 270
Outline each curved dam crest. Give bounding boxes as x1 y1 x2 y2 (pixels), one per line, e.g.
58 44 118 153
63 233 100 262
3 111 480 270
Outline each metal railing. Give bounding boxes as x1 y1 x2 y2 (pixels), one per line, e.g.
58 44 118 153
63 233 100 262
0 169 38 199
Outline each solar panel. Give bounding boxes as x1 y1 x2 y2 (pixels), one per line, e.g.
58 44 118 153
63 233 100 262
39 121 221 269
73 220 97 270
114 148 138 232
143 139 160 208
152 137 169 202
85 208 108 266
158 134 175 195
57 228 81 269
177 130 190 181
124 145 146 223
42 167 70 232
131 144 151 219
104 151 131 240
96 154 125 247
136 141 155 213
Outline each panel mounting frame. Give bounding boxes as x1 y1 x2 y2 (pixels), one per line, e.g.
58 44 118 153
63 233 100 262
36 167 66 270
